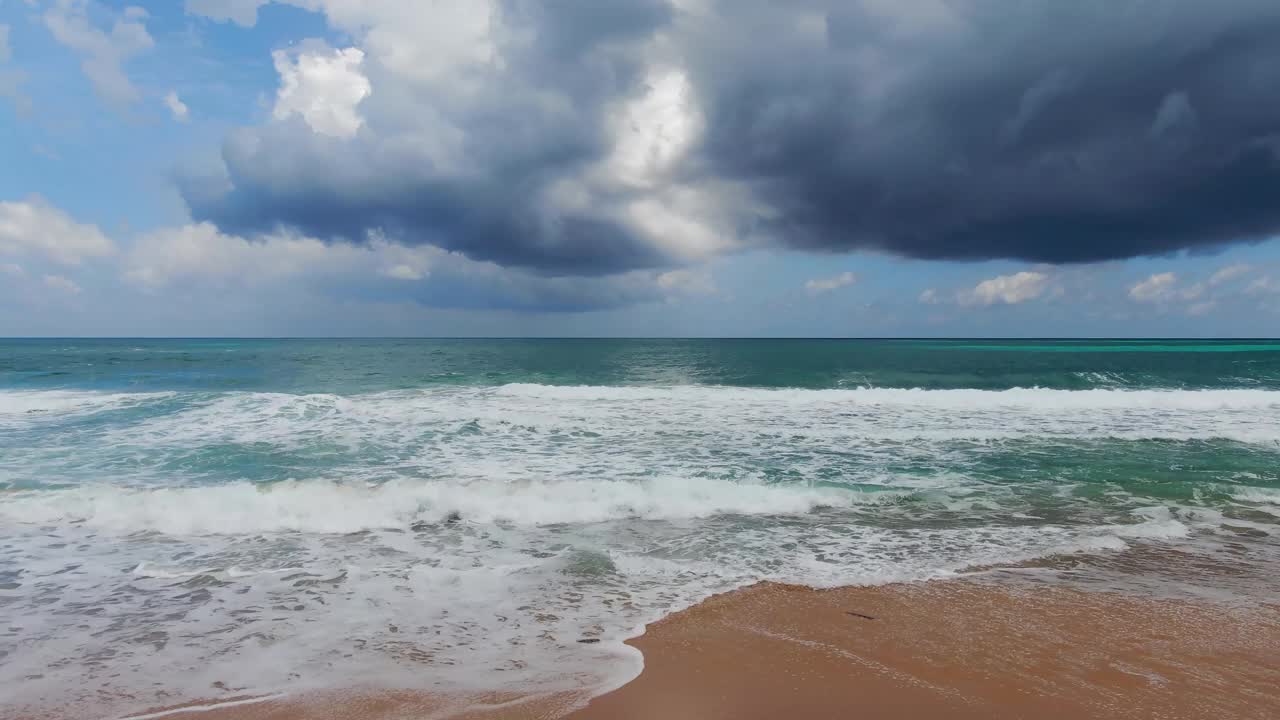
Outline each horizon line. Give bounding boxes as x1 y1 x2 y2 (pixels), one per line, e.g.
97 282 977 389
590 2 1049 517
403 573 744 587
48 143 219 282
3 336 1280 342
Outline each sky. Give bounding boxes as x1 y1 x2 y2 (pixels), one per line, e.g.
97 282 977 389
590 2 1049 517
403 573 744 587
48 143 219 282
3 1 1280 337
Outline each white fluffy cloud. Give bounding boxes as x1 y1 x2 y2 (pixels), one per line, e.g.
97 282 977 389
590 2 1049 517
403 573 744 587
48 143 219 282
1209 264 1254 287
284 0 496 85
125 222 377 286
1128 271 1210 304
190 0 498 82
608 69 704 189
272 45 371 138
164 91 190 122
44 1 154 106
959 271 1050 306
189 0 499 81
1125 266 1272 315
1128 272 1178 302
0 197 116 265
805 271 857 294
918 271 1056 307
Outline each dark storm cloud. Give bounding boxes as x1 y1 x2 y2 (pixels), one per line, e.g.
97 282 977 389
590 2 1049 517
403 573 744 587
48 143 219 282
331 267 669 313
184 122 670 276
690 0 1280 264
183 0 1280 275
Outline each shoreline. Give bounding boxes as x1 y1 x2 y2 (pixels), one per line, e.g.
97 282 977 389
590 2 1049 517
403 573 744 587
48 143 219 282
61 576 1280 720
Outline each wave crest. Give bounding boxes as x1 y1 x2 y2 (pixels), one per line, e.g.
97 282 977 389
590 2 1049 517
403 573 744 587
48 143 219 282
495 383 1280 410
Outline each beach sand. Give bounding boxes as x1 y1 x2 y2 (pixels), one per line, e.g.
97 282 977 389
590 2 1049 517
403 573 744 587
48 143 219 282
95 579 1280 720
569 581 1280 719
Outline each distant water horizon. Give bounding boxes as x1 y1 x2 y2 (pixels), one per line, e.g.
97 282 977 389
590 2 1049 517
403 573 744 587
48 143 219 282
4 335 1280 340
3 338 1279 716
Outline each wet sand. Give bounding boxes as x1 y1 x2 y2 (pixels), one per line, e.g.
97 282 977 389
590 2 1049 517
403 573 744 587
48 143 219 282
89 580 1280 720
569 581 1280 719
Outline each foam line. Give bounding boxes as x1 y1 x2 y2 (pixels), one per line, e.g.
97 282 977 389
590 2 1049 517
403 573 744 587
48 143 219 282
113 693 289 720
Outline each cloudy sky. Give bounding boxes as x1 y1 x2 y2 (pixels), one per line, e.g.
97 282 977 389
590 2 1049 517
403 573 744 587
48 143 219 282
3 0 1280 336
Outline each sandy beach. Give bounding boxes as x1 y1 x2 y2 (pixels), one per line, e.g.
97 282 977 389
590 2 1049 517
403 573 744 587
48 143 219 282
569 581 1280 719
99 577 1280 720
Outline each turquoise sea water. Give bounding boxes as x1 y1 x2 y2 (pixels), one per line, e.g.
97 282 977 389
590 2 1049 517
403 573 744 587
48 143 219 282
3 339 1280 715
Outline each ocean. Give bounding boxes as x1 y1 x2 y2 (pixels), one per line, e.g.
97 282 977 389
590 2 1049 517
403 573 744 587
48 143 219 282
2 338 1279 715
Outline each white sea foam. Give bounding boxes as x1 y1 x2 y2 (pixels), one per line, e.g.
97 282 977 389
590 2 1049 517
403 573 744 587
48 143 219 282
495 383 1280 411
6 386 1270 461
0 477 875 535
4 383 1279 718
1105 517 1192 535
9 384 1259 501
0 389 171 425
116 694 291 720
1108 507 1192 540
1231 487 1280 504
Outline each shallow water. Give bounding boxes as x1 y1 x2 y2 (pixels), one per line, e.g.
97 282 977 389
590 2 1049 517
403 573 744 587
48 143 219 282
2 339 1278 715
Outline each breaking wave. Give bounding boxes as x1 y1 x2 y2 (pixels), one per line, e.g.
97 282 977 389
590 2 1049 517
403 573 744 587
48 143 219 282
0 477 882 535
